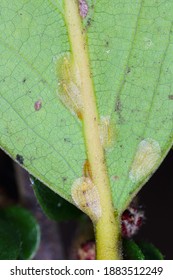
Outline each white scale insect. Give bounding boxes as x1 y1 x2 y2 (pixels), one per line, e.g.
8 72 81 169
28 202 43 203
129 138 161 183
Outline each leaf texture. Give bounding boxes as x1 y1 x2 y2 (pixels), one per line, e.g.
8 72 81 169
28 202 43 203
0 0 173 213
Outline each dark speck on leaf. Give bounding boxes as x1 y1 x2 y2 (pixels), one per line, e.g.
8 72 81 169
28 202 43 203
168 95 173 100
126 67 131 74
87 17 92 27
115 97 122 112
105 41 109 47
16 154 24 165
22 78 26 83
64 138 70 143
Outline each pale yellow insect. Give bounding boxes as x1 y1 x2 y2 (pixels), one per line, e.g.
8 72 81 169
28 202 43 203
71 177 101 222
129 138 161 183
55 52 83 119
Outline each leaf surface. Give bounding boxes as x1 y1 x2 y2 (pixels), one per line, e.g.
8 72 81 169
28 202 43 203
0 0 173 213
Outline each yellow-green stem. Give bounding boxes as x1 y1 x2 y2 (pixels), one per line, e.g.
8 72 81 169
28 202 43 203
64 0 121 259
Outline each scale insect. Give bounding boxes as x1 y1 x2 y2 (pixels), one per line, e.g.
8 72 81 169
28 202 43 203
71 177 102 222
55 53 83 119
129 138 161 183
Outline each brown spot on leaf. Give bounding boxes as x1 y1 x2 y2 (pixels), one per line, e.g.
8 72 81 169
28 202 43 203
168 95 173 100
111 175 119 181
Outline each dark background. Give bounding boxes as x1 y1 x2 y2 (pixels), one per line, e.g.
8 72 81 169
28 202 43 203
137 149 173 260
0 148 173 259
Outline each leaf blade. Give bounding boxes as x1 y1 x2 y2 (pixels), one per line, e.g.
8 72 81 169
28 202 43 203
0 0 173 215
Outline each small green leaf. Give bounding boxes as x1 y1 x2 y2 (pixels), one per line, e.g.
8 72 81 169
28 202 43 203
32 177 83 221
0 216 21 260
123 239 145 260
3 206 40 260
137 241 164 260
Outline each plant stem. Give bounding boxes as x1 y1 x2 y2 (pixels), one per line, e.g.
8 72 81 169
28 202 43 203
64 0 121 260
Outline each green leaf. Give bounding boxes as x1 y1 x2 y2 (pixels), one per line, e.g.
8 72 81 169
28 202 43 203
0 0 173 215
123 239 145 260
32 176 83 221
137 241 164 260
0 215 21 260
123 239 164 260
1 207 40 260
